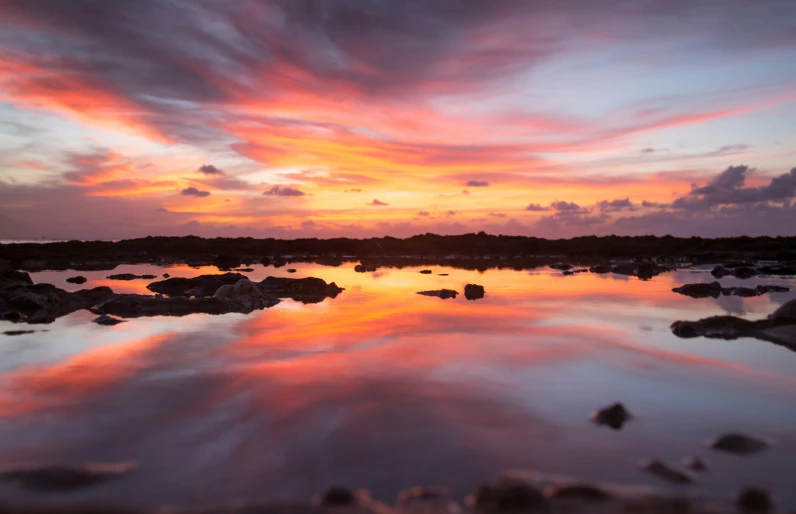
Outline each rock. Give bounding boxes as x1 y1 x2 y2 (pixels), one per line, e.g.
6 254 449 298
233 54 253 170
140 275 157 280
438 273 449 276
545 484 612 502
472 477 548 512
148 273 247 297
591 402 632 430
711 265 731 278
673 282 722 298
233 268 254 272
162 273 170 278
0 270 34 289
93 315 125 326
213 284 235 299
757 265 796 276
287 268 297 273
66 276 88 284
354 263 377 273
589 264 612 274
419 270 433 274
95 292 280 318
233 278 262 296
684 457 708 472
733 267 759 279
671 316 757 339
213 253 241 271
417 290 458 300
3 330 35 336
259 276 344 304
724 287 760 298
550 263 573 271
0 462 134 492
321 486 358 506
106 273 140 281
710 433 769 455
2 310 25 322
642 460 694 484
315 257 344 267
735 487 773 513
464 284 485 300
563 270 574 276
637 262 663 280
0 284 115 324
770 299 796 321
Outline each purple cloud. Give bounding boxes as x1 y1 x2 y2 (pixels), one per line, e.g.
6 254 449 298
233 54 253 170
181 187 210 197
264 185 306 197
370 199 388 206
198 164 224 175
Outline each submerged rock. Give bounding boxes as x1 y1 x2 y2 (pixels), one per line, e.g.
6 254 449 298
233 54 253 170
0 462 134 492
735 488 773 513
591 402 632 430
66 276 88 284
710 433 769 455
93 314 125 326
642 460 694 484
464 284 485 300
417 290 458 300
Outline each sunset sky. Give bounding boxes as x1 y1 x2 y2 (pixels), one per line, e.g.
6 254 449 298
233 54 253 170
1 0 795 240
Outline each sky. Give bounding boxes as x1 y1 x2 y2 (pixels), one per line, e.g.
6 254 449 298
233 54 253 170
0 0 795 240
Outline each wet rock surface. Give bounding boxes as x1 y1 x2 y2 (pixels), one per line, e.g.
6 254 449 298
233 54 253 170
464 284 485 300
417 289 458 300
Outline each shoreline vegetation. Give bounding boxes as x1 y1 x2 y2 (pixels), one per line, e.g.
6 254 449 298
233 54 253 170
1 234 795 273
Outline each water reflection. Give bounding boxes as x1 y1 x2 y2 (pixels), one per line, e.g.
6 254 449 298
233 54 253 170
0 264 795 509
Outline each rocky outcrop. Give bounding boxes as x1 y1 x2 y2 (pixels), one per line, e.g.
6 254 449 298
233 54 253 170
0 270 34 288
0 282 116 324
591 402 632 430
66 276 88 284
670 299 796 351
464 284 485 300
147 273 247 297
672 282 789 298
417 289 458 299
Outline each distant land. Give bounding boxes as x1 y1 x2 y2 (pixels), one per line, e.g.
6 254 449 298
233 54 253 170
2 234 795 273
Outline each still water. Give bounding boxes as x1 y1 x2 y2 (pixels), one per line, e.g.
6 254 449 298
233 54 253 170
1 263 795 509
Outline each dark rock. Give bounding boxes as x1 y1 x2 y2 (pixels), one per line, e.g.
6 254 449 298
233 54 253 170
673 282 722 298
589 264 612 274
321 486 357 506
473 477 548 512
637 262 663 280
417 289 458 300
771 299 796 320
0 463 133 492
315 257 344 267
93 315 125 326
723 287 760 298
419 270 433 274
757 265 796 276
733 267 759 279
3 330 35 336
140 275 157 280
563 270 574 276
66 276 88 284
591 402 632 430
735 488 773 513
684 457 708 472
545 484 612 501
148 273 247 297
106 273 140 281
438 273 449 276
271 258 287 268
95 293 280 318
0 270 33 289
711 265 731 278
550 263 573 271
233 268 254 272
710 433 769 454
287 269 297 273
642 460 693 484
213 254 241 271
0 284 115 324
354 263 377 273
162 273 170 278
258 276 344 304
464 284 485 300
2 310 25 322
671 316 756 339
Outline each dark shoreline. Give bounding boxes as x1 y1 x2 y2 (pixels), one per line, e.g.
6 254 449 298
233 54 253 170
2 234 796 272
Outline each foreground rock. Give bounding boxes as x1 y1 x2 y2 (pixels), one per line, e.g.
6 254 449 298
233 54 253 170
0 462 134 492
591 402 632 430
464 284 485 300
417 289 458 300
672 281 789 299
0 275 116 324
670 299 796 351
